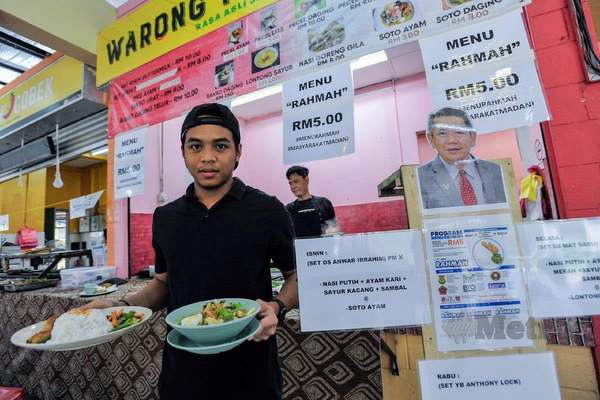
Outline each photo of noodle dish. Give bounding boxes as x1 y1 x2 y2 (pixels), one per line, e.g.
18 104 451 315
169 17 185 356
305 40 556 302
10 306 152 351
379 1 415 27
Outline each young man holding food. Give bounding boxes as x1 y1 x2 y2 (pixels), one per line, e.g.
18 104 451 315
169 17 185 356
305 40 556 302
84 103 298 399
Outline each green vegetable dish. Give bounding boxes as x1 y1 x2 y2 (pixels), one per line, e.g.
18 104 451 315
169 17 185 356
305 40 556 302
180 301 255 326
491 253 504 265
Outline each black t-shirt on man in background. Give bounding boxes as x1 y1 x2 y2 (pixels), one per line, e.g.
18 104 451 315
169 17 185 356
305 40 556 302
153 178 294 400
285 196 336 238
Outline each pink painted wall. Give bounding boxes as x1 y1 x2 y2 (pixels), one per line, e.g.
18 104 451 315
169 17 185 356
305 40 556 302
131 73 527 212
237 81 411 206
132 76 431 211
394 74 433 165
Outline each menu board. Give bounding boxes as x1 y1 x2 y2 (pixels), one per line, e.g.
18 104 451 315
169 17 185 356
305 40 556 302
420 10 549 134
295 231 431 331
518 219 600 318
423 213 532 352
114 128 147 199
419 352 560 400
282 63 355 164
108 0 529 137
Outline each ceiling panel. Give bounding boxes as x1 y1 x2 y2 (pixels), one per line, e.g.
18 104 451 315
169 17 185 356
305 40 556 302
0 27 54 86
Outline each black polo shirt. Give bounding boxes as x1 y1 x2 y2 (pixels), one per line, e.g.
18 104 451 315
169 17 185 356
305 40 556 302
152 178 294 400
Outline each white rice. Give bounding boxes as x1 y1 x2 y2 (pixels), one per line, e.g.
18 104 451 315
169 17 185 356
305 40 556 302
49 309 112 343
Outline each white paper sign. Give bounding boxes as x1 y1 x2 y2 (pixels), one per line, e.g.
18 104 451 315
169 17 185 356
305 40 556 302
420 11 534 83
69 191 104 219
419 352 560 400
114 127 146 199
91 245 106 267
424 213 533 352
518 218 600 318
282 63 355 164
429 58 549 134
420 10 549 134
0 214 8 232
295 231 431 331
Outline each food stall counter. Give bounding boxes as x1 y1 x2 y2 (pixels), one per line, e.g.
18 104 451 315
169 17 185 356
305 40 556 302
0 279 382 400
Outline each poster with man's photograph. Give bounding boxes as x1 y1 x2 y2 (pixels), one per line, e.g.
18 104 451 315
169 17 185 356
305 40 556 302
416 107 509 215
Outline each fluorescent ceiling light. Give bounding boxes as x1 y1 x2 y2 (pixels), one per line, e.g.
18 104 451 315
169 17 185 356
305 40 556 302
350 51 388 71
91 147 108 156
231 84 282 107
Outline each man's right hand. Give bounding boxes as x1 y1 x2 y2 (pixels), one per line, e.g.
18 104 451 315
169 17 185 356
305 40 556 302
78 299 120 311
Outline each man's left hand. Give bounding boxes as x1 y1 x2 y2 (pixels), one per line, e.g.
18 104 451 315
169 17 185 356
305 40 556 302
252 299 278 342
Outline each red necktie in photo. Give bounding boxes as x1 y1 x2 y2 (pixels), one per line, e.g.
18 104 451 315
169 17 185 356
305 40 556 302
458 165 478 206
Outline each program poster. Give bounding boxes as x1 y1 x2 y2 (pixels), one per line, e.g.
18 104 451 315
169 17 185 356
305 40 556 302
114 127 147 200
282 63 355 164
0 215 8 232
295 230 431 331
423 213 532 352
518 218 600 318
419 352 560 400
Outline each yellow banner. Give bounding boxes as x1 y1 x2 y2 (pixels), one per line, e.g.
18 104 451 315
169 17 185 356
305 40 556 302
96 0 278 86
0 56 83 133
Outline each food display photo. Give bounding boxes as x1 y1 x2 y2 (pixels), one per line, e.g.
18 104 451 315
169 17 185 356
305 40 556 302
295 0 327 19
442 0 474 10
214 61 234 88
252 44 280 73
308 18 345 53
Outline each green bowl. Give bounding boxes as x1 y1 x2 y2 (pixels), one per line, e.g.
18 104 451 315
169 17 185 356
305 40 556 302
165 298 260 345
167 318 260 354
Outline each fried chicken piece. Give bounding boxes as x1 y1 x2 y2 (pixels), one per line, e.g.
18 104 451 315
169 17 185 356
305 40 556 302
481 241 499 254
27 316 57 344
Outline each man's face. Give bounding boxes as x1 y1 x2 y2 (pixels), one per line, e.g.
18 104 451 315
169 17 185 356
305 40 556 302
181 124 241 190
428 115 476 164
288 173 309 199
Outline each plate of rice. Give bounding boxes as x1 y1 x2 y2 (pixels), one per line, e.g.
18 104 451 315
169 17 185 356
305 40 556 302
10 306 152 351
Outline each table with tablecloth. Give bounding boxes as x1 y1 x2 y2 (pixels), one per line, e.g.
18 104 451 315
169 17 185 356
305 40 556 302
0 281 382 400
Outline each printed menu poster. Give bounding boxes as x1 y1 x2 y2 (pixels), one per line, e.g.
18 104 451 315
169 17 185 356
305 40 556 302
108 0 529 137
419 352 560 400
423 213 532 352
518 218 600 318
295 230 431 331
114 127 146 200
0 214 8 232
419 10 549 134
282 62 355 164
